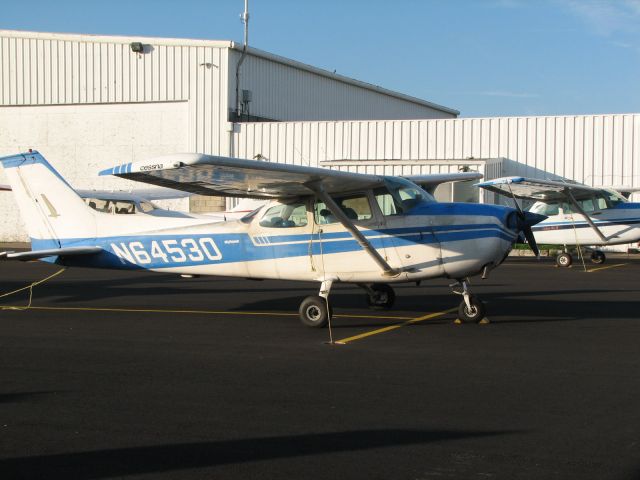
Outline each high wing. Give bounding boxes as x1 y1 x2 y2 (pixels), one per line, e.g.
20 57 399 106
475 176 602 201
99 153 385 199
405 172 483 195
100 153 402 273
0 246 102 261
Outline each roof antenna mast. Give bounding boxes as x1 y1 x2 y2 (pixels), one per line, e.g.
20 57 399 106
235 0 250 121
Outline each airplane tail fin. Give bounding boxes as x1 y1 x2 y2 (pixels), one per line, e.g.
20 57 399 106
0 151 96 248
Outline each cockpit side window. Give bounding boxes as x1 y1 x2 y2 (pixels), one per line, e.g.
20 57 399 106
314 193 372 224
374 188 398 216
560 198 596 214
594 194 608 211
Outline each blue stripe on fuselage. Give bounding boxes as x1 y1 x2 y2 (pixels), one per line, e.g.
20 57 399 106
31 222 516 270
534 217 640 231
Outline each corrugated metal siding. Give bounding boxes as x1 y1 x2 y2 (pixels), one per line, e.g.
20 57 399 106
0 32 231 156
231 51 456 121
320 159 492 176
234 115 640 187
0 35 192 105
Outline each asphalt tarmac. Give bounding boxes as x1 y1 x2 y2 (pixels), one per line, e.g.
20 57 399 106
1 256 639 479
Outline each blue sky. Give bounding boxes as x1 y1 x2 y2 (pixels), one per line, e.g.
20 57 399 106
2 0 639 117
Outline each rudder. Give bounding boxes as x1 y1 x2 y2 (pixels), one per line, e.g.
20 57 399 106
0 151 96 247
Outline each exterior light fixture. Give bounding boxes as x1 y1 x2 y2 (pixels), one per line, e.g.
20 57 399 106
130 42 145 53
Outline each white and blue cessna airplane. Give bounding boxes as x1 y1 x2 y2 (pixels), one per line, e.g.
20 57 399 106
1 150 545 326
477 176 640 267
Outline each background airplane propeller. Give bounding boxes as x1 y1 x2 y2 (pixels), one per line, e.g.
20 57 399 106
506 186 543 257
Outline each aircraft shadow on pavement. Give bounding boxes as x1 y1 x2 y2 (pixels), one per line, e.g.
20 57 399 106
0 391 63 404
236 288 640 326
0 274 317 305
0 428 518 479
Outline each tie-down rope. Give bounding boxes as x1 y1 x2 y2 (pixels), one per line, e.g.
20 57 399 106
0 267 66 310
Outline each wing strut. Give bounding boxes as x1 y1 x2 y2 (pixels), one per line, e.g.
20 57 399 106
564 190 608 242
306 181 399 277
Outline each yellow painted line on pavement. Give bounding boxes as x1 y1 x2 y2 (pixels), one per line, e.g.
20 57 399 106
0 304 411 321
586 263 627 273
335 306 458 344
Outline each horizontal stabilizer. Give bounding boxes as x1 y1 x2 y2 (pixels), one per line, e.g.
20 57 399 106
0 246 102 261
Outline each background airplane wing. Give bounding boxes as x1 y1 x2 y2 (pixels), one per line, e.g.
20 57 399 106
476 177 602 201
99 154 384 199
404 172 483 194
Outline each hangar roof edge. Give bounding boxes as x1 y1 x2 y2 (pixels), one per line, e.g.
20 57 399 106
0 29 460 117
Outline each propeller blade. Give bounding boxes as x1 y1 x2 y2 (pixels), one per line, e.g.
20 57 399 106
523 225 539 257
520 211 546 257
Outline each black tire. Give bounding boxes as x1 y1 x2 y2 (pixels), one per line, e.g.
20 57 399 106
457 296 486 323
590 251 606 264
556 252 573 267
366 283 396 310
299 295 331 328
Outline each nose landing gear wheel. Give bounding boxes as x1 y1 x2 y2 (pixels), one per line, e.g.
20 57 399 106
366 283 395 310
556 252 573 267
457 295 486 323
590 251 606 264
299 295 332 328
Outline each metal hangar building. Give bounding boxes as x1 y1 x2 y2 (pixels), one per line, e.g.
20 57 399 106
1 29 639 244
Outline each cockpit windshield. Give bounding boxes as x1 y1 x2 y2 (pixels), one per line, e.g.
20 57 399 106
375 177 434 216
602 188 628 206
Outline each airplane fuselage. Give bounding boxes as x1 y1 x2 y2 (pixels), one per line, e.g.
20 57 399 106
532 203 640 246
39 199 520 284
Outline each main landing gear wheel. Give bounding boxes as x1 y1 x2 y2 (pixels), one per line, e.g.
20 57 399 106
457 295 486 324
366 283 395 310
556 252 573 267
299 295 332 328
590 251 606 264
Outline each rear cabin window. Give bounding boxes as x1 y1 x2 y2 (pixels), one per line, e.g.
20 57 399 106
85 198 136 214
314 194 372 224
259 202 308 228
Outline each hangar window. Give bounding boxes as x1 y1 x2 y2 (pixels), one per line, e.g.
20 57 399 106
259 202 308 228
314 194 372 224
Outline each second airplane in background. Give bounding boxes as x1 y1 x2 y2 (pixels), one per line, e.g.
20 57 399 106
477 177 640 267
